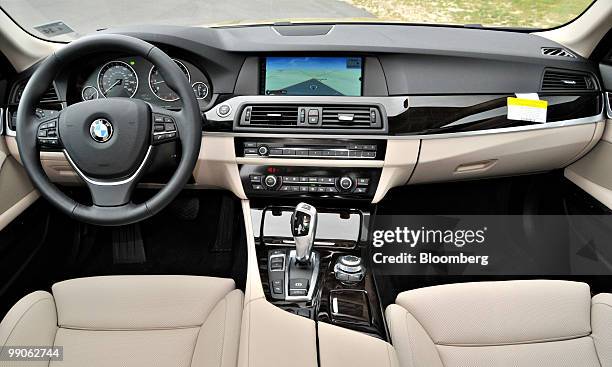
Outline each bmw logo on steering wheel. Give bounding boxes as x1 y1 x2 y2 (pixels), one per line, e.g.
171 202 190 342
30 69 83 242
89 118 113 143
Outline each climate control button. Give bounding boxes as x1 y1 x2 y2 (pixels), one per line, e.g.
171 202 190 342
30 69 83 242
264 175 279 189
338 176 353 191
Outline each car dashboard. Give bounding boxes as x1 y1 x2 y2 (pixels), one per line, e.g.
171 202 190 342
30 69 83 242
1 23 606 204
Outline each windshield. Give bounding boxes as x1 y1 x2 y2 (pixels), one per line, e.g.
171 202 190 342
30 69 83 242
0 0 594 42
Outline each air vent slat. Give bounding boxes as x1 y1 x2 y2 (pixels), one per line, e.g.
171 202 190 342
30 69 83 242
320 106 378 128
11 81 59 104
247 105 299 126
541 69 596 91
541 47 576 58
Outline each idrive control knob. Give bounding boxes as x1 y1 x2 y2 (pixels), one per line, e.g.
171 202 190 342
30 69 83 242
334 255 365 283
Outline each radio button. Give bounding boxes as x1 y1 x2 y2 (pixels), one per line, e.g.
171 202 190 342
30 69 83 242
258 146 269 156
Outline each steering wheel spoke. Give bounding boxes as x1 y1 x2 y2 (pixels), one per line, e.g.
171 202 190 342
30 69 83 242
150 105 181 145
64 145 153 207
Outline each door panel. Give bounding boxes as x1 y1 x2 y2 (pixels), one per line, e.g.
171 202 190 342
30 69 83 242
565 62 612 209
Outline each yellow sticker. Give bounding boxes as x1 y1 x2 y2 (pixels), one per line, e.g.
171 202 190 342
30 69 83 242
507 97 548 123
507 97 548 109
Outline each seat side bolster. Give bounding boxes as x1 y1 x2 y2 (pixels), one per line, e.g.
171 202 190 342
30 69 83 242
191 289 244 367
0 291 58 350
592 293 612 367
385 304 444 367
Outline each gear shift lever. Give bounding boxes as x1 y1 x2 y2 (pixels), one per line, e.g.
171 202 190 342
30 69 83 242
291 202 317 263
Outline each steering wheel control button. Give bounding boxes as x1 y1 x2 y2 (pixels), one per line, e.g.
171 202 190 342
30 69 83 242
37 119 62 147
152 114 178 145
89 118 114 143
217 104 231 117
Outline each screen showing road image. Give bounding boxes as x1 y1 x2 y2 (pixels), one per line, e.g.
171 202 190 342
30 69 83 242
264 57 362 96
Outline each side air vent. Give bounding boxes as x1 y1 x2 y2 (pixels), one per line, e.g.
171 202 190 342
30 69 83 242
541 47 576 58
541 69 597 91
10 81 60 104
247 105 299 126
321 106 381 128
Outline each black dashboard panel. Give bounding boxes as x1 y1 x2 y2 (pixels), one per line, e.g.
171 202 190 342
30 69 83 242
5 23 604 139
102 23 599 95
389 94 602 135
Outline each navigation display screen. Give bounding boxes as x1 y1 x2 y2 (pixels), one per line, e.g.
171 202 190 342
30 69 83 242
263 57 363 96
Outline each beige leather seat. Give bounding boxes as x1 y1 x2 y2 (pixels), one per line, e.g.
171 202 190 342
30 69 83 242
386 280 612 367
0 275 243 367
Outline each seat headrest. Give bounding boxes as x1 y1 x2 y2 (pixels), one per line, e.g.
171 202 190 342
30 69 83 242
395 280 591 346
52 275 236 329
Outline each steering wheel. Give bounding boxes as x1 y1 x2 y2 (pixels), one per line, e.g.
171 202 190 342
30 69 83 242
16 34 202 226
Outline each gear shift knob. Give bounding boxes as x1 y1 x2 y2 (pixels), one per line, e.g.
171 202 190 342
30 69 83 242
291 202 317 263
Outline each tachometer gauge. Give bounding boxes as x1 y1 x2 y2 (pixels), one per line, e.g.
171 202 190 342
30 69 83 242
81 85 99 101
192 82 209 100
97 61 138 98
149 59 190 102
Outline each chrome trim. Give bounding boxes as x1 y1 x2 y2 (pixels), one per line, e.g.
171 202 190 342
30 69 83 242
606 92 612 119
63 145 152 186
81 85 99 101
97 60 139 99
268 253 286 272
284 250 319 302
0 107 4 135
148 59 190 102
5 110 15 137
244 147 377 159
192 81 209 100
204 95 410 123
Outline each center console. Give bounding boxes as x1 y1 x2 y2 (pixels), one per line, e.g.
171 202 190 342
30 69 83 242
237 138 385 200
251 201 387 339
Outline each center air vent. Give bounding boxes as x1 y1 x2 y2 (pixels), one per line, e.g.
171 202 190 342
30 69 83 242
238 104 385 133
10 81 60 104
541 69 597 91
321 106 381 128
541 47 576 58
247 105 299 126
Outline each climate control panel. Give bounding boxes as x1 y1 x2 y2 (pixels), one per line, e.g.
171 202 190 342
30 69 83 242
240 165 380 199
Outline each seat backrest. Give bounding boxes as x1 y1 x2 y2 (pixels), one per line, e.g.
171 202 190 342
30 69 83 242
386 280 611 367
0 275 244 367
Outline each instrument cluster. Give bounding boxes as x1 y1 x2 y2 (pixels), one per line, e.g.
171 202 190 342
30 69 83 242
73 56 213 110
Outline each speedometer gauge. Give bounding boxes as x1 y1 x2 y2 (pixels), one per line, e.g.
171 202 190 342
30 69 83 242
149 59 190 102
97 61 138 98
